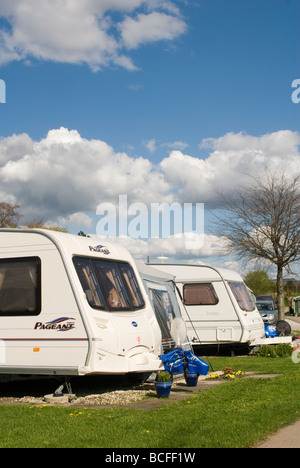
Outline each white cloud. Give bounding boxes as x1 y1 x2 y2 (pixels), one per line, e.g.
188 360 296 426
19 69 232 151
0 0 187 70
119 11 187 49
161 130 300 205
0 127 299 261
200 130 300 156
144 139 189 153
0 127 171 221
144 139 157 153
58 212 94 230
162 141 189 151
89 232 227 262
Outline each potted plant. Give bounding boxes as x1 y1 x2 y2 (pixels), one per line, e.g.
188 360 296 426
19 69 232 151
155 371 173 398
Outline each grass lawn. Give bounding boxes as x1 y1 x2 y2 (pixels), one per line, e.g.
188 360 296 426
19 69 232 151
1 356 300 448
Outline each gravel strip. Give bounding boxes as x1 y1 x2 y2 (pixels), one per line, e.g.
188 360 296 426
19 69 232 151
0 385 155 407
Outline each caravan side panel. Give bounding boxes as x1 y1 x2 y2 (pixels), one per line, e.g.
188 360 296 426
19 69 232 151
0 233 89 375
176 281 243 344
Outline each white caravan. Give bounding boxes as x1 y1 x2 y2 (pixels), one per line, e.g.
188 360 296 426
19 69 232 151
151 264 266 347
0 229 162 380
135 261 191 353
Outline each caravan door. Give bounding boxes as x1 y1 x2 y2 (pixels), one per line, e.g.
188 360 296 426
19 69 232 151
136 262 190 352
146 281 176 350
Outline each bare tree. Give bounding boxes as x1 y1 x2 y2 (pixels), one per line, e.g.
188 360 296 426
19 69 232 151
216 171 300 320
0 202 22 228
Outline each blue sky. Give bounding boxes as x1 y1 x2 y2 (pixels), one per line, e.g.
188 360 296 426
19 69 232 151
0 0 299 269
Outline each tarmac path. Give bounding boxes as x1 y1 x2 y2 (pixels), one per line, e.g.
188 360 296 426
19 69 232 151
255 317 300 448
255 419 300 448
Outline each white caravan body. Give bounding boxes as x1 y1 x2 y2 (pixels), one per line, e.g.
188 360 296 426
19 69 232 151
151 264 265 346
0 230 162 377
135 262 191 353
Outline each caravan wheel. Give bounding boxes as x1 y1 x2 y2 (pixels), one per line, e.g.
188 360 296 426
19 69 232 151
276 320 292 336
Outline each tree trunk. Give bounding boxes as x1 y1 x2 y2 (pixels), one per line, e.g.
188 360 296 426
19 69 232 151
277 265 285 320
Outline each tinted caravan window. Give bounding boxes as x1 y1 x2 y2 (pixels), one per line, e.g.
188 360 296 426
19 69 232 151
0 257 41 316
148 287 175 339
73 257 106 309
183 283 219 306
228 281 256 312
73 257 145 311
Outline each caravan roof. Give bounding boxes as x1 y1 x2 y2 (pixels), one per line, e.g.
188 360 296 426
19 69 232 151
150 264 243 283
0 229 134 263
135 261 175 283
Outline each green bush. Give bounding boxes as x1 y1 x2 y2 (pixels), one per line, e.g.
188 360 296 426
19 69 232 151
156 371 172 382
256 343 293 358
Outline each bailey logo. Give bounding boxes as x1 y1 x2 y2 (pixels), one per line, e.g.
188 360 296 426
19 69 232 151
89 244 110 255
34 317 76 332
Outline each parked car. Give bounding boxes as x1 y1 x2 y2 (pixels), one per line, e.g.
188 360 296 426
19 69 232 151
256 299 278 324
256 295 275 308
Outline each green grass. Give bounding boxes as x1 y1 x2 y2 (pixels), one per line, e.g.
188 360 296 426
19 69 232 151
1 356 300 448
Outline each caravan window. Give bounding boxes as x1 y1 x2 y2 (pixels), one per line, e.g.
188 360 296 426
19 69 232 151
118 263 145 309
148 286 175 338
73 257 106 309
183 283 219 306
228 282 256 312
73 257 145 311
0 257 41 316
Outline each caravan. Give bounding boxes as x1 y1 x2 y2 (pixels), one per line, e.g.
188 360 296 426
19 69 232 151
151 264 267 348
0 229 162 380
135 261 191 353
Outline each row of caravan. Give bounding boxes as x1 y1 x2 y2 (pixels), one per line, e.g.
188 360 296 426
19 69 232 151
0 229 276 381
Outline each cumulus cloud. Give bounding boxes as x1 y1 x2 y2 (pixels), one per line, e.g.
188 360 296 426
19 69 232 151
0 127 299 261
58 212 94 230
0 0 187 70
1 128 299 220
88 233 227 262
0 127 171 221
119 11 187 49
160 130 300 205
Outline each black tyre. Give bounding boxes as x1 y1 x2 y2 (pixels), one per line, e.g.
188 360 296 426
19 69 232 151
276 320 292 336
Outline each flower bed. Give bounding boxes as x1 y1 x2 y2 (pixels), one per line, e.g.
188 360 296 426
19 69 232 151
208 367 245 381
